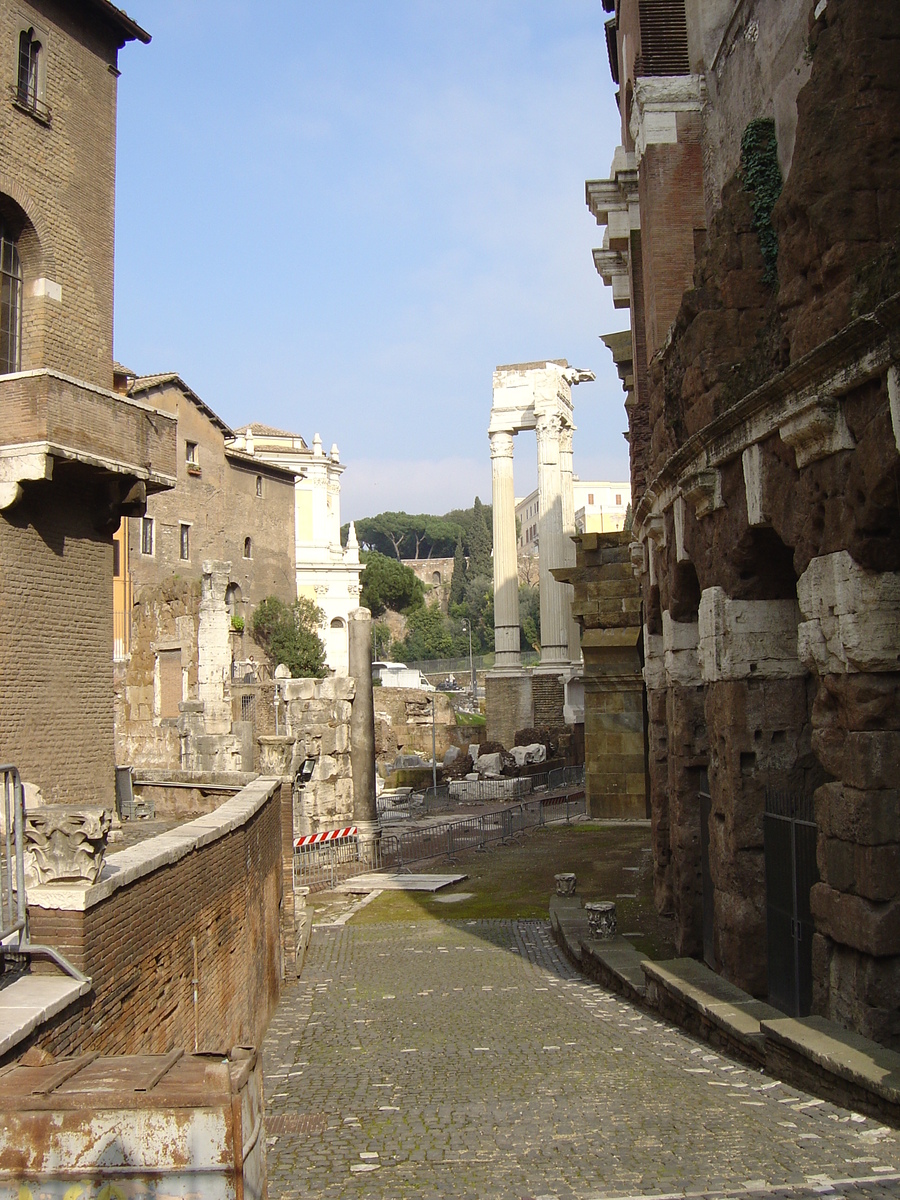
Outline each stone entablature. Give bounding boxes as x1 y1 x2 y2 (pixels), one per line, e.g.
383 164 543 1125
631 295 900 542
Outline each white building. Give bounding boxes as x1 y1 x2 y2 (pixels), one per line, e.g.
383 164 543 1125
515 478 630 554
227 424 362 674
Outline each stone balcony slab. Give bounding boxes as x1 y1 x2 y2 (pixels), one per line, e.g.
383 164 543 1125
0 369 176 509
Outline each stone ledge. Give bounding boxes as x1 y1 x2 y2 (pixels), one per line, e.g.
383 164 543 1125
0 974 91 1059
26 776 283 912
643 958 782 1065
763 1015 900 1122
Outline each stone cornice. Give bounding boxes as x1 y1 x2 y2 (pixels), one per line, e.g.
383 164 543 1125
633 292 900 539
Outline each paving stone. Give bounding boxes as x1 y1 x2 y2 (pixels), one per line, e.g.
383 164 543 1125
262 919 900 1199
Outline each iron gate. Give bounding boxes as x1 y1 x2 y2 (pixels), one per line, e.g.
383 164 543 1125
764 787 818 1016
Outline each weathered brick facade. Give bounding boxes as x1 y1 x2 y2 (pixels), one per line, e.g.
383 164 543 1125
0 2 174 805
589 0 900 1044
18 778 289 1061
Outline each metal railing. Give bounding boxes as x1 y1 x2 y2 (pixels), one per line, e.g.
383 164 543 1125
1 765 26 947
403 650 541 677
379 765 585 819
294 785 586 892
1 762 88 983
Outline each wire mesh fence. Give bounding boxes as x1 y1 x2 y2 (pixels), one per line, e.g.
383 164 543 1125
294 785 587 892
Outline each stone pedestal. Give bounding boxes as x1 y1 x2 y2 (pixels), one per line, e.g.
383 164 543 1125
485 671 533 749
586 900 617 939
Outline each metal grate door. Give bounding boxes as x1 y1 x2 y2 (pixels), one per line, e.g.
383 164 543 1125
764 788 818 1016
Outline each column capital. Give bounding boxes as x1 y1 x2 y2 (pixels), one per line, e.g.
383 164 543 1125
490 430 515 459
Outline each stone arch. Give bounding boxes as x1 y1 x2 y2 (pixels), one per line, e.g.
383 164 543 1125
431 570 441 587
225 582 242 616
0 175 54 278
330 616 345 630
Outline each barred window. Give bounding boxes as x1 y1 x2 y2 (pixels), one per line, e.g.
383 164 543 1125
141 517 154 555
17 28 40 109
0 222 22 375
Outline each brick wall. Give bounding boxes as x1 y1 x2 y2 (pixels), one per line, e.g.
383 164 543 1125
638 135 706 358
0 467 115 805
25 778 290 1059
0 0 126 388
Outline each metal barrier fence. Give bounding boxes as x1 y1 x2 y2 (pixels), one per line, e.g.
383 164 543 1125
294 788 587 892
0 765 25 946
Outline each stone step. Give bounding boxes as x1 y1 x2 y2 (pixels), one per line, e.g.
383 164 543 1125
0 973 91 1058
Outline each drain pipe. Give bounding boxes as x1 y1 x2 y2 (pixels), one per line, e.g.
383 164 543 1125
191 935 199 1052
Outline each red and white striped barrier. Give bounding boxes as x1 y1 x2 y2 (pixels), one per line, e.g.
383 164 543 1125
294 827 357 849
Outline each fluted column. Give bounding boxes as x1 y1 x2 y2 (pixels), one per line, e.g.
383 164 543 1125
559 425 580 662
491 430 521 670
536 413 569 667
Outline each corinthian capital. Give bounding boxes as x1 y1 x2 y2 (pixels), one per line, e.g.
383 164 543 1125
490 430 515 459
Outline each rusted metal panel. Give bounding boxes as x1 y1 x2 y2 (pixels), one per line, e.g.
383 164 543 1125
0 1048 265 1199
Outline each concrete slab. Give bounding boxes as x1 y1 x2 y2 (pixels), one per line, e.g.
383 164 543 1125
336 873 468 893
0 974 91 1057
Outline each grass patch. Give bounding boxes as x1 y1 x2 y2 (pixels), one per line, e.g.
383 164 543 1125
454 710 486 727
344 820 675 960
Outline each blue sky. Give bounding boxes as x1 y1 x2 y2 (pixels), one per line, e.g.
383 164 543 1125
114 1 628 521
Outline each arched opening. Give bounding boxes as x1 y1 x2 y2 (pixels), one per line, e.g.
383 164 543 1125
431 571 441 586
330 617 345 630
243 537 252 559
225 582 242 616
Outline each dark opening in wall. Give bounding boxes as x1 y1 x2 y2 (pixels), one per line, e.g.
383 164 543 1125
670 560 701 622
732 527 797 600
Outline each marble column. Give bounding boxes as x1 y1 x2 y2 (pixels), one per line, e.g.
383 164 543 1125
490 430 521 671
559 424 580 662
349 607 380 860
536 414 569 666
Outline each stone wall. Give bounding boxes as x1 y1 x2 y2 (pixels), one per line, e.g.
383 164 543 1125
278 676 356 837
23 778 288 1060
559 532 646 819
373 687 459 767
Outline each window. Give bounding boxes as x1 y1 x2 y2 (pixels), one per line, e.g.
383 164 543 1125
243 536 252 559
113 538 121 577
255 475 262 497
179 523 190 560
15 28 48 121
588 493 594 505
616 494 622 506
185 441 200 475
141 516 154 555
0 222 22 375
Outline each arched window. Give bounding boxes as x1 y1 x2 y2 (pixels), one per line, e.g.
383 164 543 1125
243 537 252 559
17 29 41 110
431 571 442 586
0 221 22 375
330 617 345 630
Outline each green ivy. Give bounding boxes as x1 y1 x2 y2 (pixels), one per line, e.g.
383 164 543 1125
740 118 783 284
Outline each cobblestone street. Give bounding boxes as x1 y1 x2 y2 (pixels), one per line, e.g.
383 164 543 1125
263 918 900 1200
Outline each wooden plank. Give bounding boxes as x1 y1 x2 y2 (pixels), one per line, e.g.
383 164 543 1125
336 873 468 893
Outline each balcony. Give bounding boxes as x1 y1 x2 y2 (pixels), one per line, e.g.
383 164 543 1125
0 369 177 511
